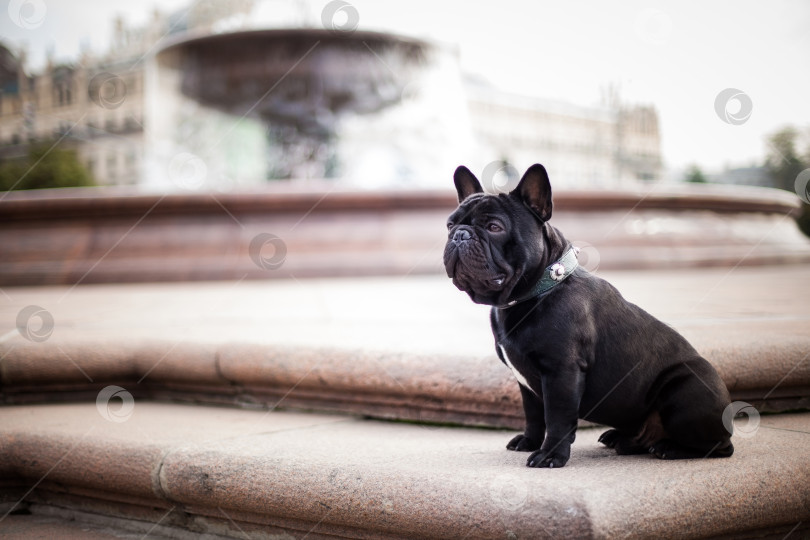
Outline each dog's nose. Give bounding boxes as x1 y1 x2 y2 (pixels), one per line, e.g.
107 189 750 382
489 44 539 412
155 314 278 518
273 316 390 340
452 228 471 244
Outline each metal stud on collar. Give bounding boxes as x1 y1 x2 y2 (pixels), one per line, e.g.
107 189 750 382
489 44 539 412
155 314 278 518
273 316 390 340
498 244 580 309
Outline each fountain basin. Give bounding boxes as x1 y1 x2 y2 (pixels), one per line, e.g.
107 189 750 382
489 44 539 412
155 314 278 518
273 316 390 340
146 28 466 186
0 184 807 286
159 29 427 132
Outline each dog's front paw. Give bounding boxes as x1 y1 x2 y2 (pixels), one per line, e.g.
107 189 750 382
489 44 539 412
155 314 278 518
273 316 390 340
506 433 542 452
526 447 570 468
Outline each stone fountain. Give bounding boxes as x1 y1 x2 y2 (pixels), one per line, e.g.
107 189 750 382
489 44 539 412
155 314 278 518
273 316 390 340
2 18 808 285
145 28 469 188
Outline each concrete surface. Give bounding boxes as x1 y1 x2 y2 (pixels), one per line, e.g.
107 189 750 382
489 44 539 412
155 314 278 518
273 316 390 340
0 403 808 539
2 265 809 354
1 266 809 538
0 513 179 540
1 266 809 426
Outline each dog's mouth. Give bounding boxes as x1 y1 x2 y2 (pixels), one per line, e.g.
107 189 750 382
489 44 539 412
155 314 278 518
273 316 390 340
444 242 513 304
456 269 513 305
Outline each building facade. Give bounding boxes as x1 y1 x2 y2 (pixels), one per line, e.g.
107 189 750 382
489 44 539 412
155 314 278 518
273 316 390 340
465 78 662 189
0 4 661 190
0 15 160 187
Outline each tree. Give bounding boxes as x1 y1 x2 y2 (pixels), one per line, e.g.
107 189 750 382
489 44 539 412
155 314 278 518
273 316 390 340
0 141 94 191
765 126 810 237
765 126 806 192
684 164 708 184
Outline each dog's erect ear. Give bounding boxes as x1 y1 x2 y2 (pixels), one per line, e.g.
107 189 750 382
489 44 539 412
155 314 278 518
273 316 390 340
512 164 552 222
453 166 484 202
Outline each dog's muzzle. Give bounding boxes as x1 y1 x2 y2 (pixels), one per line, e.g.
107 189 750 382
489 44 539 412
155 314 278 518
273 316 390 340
443 228 506 294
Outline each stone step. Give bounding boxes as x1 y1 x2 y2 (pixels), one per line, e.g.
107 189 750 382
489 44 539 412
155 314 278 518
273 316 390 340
2 267 809 427
1 267 809 538
0 512 177 540
1 402 808 539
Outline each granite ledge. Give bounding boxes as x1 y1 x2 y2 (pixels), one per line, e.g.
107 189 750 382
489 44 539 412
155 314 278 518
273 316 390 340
0 403 808 539
1 325 809 429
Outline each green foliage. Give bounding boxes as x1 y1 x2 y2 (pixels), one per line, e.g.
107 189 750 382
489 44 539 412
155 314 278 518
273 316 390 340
684 164 708 183
0 141 94 191
765 126 810 238
765 126 806 191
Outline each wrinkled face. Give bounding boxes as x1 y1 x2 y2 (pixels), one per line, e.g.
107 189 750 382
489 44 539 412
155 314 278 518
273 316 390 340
443 193 544 306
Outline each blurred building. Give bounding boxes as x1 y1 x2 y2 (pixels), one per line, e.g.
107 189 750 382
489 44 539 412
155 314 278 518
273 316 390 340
0 1 661 189
0 13 164 186
466 78 662 187
710 165 774 188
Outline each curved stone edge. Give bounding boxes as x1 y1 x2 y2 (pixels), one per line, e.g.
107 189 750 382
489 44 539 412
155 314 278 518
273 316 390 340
2 185 808 287
0 404 593 539
1 328 808 428
1 404 809 539
0 183 800 219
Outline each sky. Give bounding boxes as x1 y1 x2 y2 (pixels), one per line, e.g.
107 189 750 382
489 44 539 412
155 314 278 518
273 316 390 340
2 0 809 174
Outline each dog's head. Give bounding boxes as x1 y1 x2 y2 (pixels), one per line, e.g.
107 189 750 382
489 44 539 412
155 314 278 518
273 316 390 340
443 163 564 306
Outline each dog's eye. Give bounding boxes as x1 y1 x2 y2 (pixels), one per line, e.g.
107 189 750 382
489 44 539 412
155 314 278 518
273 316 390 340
487 222 503 233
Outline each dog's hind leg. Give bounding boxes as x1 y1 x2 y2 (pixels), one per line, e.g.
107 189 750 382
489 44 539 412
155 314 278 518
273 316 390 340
601 409 669 455
650 360 734 459
649 439 734 459
599 429 650 455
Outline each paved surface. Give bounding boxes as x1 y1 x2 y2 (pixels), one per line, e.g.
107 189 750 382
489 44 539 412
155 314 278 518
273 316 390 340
1 266 809 427
1 266 809 538
0 403 808 539
2 265 809 355
0 514 176 539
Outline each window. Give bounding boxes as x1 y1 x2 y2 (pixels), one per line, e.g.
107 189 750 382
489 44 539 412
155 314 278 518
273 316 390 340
107 154 117 178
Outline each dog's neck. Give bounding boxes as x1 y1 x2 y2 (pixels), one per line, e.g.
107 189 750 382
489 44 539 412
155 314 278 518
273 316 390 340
539 223 568 269
499 223 575 309
523 222 569 287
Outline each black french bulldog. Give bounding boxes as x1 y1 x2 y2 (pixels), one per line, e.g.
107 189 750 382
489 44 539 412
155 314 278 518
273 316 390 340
443 164 734 468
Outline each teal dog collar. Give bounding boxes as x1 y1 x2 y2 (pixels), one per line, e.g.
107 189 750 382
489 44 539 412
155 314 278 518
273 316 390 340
501 245 580 308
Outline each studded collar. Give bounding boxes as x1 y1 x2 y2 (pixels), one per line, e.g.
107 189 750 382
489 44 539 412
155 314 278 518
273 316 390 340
498 245 580 309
